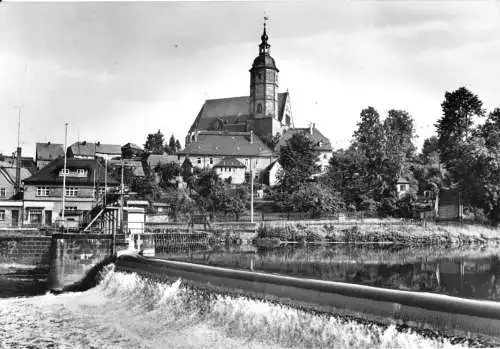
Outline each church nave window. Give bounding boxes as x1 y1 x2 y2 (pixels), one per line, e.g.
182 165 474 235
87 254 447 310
257 104 262 113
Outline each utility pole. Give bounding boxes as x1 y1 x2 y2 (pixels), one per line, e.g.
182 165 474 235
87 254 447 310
250 159 254 223
13 106 23 195
61 123 68 228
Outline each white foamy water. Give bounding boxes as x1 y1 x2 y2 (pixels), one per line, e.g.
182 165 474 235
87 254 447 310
0 265 466 349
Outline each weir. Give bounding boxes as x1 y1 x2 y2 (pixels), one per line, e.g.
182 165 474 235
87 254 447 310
116 253 500 343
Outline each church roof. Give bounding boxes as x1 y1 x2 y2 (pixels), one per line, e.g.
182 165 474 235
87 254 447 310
251 55 278 72
189 92 289 133
178 132 274 157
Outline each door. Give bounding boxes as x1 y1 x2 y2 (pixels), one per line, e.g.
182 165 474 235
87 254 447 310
45 210 52 226
11 210 19 227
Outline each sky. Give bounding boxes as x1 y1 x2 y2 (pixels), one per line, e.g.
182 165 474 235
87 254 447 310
1 0 499 158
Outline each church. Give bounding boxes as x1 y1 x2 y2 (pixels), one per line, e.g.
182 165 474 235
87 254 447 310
178 23 332 184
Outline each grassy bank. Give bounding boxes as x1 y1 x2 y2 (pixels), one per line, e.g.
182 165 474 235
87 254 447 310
255 221 500 246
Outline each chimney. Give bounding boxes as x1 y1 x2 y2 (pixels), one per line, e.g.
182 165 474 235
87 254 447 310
250 130 254 144
15 147 21 195
309 122 313 135
47 141 51 145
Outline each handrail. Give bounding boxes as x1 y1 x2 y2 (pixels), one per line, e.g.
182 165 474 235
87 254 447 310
83 207 106 232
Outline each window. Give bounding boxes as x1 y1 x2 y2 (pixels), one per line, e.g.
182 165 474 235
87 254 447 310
59 168 70 176
0 210 5 221
323 154 327 159
257 104 262 113
210 158 213 165
65 187 78 197
258 73 262 80
28 209 42 224
197 157 201 164
0 188 5 198
76 169 86 176
65 206 77 211
399 184 406 191
229 168 232 172
36 187 49 197
244 159 249 167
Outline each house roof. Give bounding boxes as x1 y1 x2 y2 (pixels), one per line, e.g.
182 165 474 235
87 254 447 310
108 159 145 177
188 93 289 133
0 155 36 174
178 132 274 157
36 142 65 162
0 166 32 186
23 158 119 186
397 177 411 184
278 126 333 152
68 142 122 158
214 157 246 168
147 154 179 169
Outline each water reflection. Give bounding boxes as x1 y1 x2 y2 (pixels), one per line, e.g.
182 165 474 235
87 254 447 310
156 244 500 302
0 265 48 298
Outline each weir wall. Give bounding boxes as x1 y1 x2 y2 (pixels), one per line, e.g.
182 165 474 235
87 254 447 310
116 254 500 344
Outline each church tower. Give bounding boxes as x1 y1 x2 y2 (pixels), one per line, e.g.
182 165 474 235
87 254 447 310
248 22 280 139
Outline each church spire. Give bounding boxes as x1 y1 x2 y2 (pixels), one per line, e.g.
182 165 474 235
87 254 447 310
259 19 270 56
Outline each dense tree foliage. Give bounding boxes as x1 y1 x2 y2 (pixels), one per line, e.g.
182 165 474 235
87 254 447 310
278 132 320 191
144 130 165 154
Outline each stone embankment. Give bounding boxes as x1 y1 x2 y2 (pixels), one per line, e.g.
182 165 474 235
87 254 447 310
254 221 500 247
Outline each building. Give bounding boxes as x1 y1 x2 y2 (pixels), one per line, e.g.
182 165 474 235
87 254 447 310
213 158 246 184
22 158 119 227
0 200 22 228
122 143 145 159
67 141 122 160
181 23 332 183
0 165 32 200
178 131 275 174
35 142 65 170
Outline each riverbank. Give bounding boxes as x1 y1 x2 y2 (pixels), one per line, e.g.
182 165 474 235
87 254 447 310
254 221 500 247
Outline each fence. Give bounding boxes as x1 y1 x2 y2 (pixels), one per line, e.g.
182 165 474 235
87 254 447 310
150 211 427 226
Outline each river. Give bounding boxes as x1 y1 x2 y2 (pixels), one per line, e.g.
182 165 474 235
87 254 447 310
1 244 499 348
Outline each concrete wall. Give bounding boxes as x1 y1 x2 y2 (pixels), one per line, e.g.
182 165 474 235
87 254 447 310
116 255 500 341
48 234 122 290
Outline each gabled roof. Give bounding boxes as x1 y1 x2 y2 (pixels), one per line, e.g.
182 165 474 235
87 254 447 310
23 158 119 186
278 126 332 152
0 156 36 174
68 142 122 158
214 157 246 168
0 166 32 185
189 93 289 133
178 132 274 157
36 142 65 161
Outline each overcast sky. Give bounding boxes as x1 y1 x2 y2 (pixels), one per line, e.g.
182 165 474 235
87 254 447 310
1 0 499 157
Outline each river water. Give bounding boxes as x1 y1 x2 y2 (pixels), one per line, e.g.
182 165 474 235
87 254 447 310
1 244 499 348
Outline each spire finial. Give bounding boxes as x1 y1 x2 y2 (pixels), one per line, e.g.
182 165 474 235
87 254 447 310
259 15 270 55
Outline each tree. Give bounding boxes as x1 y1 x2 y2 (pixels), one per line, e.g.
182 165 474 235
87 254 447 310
383 109 416 172
436 87 484 172
155 162 181 189
144 130 165 154
175 139 182 153
278 132 320 191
